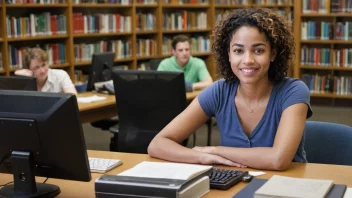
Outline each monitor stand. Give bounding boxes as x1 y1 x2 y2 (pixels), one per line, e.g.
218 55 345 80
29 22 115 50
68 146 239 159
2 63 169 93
0 151 60 198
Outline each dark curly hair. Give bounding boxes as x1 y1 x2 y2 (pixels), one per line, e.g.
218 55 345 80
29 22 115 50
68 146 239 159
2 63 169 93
212 8 294 83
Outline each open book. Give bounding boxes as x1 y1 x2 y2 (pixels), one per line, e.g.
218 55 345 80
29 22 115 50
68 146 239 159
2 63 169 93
118 161 212 180
254 175 334 198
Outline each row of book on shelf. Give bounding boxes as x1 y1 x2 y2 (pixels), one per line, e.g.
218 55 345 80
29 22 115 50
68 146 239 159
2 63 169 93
215 9 292 24
5 0 295 4
163 0 207 4
6 0 66 4
301 46 352 68
73 40 131 63
162 36 210 54
5 0 157 3
162 12 207 31
302 74 352 95
301 21 352 41
215 0 292 4
303 0 352 13
72 0 131 4
72 13 131 34
6 14 67 38
136 13 156 31
8 44 66 69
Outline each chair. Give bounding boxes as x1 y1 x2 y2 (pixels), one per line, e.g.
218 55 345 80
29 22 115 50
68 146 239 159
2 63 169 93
110 70 188 154
304 121 352 166
147 58 163 70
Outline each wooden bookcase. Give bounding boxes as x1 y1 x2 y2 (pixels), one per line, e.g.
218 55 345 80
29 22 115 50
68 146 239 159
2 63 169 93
294 0 352 104
0 0 293 82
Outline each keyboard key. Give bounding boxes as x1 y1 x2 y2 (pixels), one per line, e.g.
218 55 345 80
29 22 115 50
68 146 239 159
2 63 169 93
89 157 123 173
210 168 248 190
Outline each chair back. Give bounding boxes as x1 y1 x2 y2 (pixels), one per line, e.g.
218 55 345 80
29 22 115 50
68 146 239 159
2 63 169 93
112 70 186 153
304 121 352 165
148 58 163 70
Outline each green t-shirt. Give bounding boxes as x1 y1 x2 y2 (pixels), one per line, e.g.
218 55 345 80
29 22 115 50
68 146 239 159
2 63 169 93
157 56 211 83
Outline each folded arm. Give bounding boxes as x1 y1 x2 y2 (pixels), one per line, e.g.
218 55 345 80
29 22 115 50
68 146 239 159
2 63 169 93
148 98 245 167
194 103 308 170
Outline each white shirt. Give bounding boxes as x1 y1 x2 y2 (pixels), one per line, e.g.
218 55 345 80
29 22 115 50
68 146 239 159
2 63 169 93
41 69 75 93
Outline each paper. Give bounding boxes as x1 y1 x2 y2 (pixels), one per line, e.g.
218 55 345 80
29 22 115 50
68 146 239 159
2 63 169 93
344 188 352 198
249 171 266 177
117 161 212 180
77 95 106 103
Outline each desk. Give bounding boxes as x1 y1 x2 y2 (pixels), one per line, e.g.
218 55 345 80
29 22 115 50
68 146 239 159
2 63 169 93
1 150 351 197
78 90 202 123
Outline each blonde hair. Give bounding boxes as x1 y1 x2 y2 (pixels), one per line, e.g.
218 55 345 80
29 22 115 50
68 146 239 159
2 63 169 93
23 47 48 69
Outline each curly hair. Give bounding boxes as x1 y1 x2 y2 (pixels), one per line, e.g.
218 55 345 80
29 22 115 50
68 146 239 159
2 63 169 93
212 8 294 83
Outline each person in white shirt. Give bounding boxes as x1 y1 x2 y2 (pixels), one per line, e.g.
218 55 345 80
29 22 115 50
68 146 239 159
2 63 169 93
15 47 77 94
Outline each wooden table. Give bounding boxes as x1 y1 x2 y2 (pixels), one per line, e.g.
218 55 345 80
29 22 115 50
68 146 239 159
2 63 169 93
1 150 351 197
77 90 202 123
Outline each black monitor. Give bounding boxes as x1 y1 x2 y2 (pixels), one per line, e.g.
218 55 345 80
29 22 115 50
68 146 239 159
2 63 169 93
87 52 115 91
0 76 37 91
0 90 91 198
111 70 187 153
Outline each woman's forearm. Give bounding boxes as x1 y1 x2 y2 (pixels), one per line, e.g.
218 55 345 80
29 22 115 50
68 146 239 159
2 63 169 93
148 136 203 164
213 146 290 170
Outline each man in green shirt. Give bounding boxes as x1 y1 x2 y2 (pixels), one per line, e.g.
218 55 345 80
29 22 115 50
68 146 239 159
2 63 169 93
157 35 213 90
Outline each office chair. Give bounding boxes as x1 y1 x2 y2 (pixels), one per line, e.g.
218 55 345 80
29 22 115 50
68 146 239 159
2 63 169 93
304 121 352 166
147 58 163 70
110 70 189 154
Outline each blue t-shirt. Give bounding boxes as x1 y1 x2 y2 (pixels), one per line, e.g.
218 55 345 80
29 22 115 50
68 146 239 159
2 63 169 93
198 78 313 162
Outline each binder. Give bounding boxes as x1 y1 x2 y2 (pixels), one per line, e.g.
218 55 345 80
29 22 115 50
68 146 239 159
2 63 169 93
95 171 211 198
233 178 347 198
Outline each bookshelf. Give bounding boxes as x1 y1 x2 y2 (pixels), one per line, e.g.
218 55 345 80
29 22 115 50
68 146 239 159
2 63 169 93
0 0 294 82
294 0 352 103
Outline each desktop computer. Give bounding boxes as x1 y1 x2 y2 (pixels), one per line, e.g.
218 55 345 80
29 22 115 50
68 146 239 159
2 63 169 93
87 52 115 91
0 76 37 91
0 90 91 197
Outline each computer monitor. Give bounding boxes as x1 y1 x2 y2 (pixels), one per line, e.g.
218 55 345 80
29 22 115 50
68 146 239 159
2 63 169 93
0 76 37 91
87 52 115 91
111 70 187 153
0 90 91 198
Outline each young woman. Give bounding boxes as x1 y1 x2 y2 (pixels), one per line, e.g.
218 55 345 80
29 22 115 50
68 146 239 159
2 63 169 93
148 8 312 171
15 47 77 94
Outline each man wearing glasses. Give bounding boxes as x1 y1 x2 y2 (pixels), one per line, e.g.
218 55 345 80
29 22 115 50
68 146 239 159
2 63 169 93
14 47 77 94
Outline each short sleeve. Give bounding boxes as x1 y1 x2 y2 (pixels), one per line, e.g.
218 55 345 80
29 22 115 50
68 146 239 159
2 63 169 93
198 80 221 117
60 71 75 89
197 60 211 81
281 79 313 118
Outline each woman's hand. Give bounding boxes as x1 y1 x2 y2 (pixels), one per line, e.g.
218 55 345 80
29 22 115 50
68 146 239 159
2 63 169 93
198 152 247 168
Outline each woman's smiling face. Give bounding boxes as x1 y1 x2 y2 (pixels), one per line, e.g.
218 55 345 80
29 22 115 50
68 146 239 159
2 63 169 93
228 26 276 85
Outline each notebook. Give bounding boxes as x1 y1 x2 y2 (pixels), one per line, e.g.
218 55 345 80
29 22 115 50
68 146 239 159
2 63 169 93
233 178 347 198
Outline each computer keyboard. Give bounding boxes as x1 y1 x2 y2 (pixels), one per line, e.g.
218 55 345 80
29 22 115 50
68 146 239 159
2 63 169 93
210 168 248 190
89 157 123 173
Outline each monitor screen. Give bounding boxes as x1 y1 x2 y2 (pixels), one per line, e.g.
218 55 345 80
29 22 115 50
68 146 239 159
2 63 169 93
0 90 91 197
87 52 115 91
111 70 187 153
0 76 37 91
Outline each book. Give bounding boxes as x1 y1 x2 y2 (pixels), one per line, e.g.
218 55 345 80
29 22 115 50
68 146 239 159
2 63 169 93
233 178 346 198
95 161 212 198
254 175 334 198
117 161 212 180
